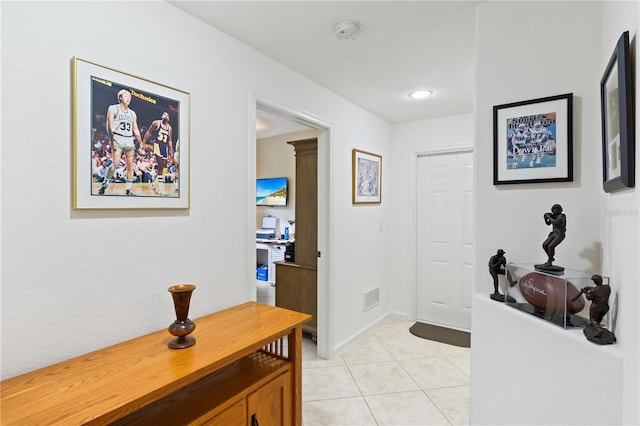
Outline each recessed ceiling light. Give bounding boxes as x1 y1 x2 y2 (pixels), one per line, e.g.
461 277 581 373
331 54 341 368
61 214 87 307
256 117 269 132
409 90 433 99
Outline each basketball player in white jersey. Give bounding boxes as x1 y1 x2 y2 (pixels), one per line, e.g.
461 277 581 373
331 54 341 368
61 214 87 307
99 89 143 196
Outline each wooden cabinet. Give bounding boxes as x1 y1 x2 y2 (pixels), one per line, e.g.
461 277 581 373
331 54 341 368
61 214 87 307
276 138 317 339
206 399 246 426
246 371 291 426
287 138 317 268
276 262 317 335
0 302 310 426
203 370 290 426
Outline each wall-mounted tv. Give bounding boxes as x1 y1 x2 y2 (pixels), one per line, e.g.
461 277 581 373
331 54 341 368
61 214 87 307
256 177 288 206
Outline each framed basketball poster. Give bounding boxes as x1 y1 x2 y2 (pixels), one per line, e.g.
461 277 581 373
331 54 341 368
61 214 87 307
72 57 190 209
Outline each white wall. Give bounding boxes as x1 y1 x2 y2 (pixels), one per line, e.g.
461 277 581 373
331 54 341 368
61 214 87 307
2 3 637 422
471 1 639 424
330 111 393 348
473 2 604 276
600 3 640 424
0 1 391 378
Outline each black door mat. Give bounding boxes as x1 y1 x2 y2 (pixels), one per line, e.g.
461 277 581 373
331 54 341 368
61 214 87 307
409 322 470 348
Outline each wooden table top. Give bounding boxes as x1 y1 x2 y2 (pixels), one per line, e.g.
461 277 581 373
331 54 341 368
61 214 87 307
1 302 311 425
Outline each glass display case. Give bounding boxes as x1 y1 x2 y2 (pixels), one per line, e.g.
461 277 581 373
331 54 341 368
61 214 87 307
504 263 609 329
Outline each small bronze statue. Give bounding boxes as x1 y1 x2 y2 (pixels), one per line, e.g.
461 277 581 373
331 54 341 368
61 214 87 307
535 204 566 273
489 249 515 302
572 274 616 344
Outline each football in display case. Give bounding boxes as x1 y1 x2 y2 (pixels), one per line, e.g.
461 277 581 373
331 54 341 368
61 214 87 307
504 263 610 329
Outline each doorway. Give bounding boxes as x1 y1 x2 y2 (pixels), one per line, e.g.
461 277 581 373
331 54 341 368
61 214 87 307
415 149 474 331
252 99 332 359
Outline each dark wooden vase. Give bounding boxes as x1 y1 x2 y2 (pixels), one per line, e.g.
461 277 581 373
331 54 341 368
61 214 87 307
167 284 196 349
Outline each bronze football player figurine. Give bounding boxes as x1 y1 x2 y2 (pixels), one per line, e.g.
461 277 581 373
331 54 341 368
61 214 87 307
572 274 616 344
535 204 566 273
488 249 515 302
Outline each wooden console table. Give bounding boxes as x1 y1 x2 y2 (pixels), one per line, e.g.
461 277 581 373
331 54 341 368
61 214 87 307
0 302 311 425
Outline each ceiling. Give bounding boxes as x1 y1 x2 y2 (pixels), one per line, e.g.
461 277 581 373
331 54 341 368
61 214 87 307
255 108 314 139
170 1 479 136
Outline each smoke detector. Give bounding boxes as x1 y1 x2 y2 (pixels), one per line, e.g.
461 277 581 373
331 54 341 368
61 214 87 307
336 21 361 41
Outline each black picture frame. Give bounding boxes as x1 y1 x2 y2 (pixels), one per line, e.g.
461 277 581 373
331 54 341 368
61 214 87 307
493 93 573 185
601 31 635 193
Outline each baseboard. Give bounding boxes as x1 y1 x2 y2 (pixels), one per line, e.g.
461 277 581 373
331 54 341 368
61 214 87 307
332 310 409 355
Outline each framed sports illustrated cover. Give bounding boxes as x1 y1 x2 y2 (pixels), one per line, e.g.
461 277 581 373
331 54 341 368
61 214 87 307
493 93 573 185
601 31 635 193
72 57 190 209
352 149 382 204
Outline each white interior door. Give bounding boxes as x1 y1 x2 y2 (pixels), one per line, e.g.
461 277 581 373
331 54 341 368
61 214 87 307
416 151 473 331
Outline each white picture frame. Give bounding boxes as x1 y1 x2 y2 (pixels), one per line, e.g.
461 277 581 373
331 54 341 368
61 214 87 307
72 57 190 209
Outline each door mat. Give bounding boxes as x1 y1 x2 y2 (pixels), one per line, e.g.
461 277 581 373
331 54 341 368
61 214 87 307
409 322 470 348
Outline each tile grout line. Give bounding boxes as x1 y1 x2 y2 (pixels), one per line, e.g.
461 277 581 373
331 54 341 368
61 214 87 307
302 320 470 425
343 335 381 425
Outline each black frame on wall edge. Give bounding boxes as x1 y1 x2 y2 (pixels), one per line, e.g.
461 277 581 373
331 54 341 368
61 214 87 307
601 31 635 193
493 93 573 185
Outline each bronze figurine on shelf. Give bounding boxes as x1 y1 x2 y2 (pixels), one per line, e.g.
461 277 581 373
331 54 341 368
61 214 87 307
489 249 515 302
572 275 616 344
535 204 566 274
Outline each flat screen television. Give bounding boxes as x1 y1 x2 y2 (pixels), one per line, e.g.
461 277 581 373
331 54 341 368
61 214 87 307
256 177 287 206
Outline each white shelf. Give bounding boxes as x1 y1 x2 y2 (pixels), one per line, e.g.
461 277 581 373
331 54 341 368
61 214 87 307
257 241 288 284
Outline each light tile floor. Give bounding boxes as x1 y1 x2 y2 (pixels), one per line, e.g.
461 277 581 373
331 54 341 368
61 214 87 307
301 317 470 426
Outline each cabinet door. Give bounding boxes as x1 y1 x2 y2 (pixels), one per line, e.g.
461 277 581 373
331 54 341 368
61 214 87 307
197 399 246 426
275 264 317 329
247 372 291 426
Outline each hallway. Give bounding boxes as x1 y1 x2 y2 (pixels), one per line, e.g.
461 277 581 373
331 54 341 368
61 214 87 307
301 316 470 425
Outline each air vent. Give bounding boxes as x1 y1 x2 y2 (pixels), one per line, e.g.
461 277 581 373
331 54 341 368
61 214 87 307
363 287 380 311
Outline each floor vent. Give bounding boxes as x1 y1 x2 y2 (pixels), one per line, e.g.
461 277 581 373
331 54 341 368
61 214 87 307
363 287 380 311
